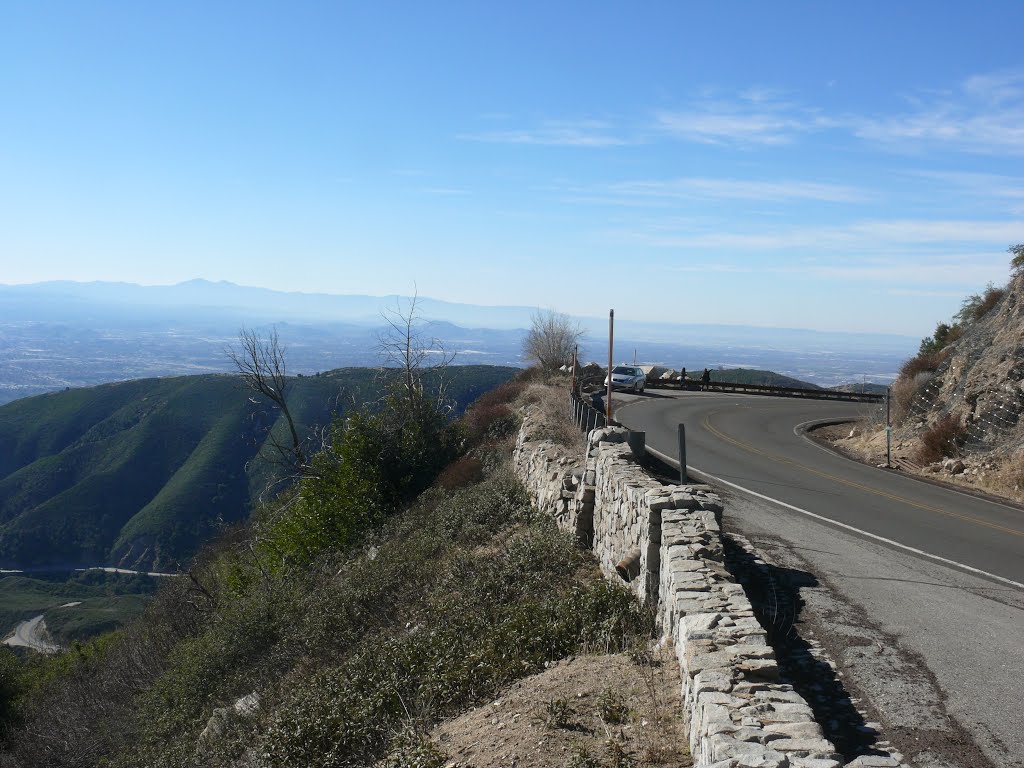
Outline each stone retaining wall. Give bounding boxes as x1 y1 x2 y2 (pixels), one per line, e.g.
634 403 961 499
513 406 848 768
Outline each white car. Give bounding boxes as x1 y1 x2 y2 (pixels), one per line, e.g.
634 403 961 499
605 365 646 393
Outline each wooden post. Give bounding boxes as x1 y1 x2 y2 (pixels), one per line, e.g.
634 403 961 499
606 309 614 423
571 344 578 395
886 387 892 468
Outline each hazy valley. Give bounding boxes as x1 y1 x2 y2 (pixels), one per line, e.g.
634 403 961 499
0 279 917 405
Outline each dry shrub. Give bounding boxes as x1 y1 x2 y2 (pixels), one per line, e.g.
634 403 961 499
891 371 933 424
463 402 518 445
999 457 1024 501
899 349 948 380
515 365 546 384
473 380 525 410
915 413 966 464
975 285 1006 320
435 456 484 490
521 383 583 448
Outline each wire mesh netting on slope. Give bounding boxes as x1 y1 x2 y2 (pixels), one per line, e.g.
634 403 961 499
903 326 1024 456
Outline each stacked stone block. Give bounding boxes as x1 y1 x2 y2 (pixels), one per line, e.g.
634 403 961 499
512 407 593 545
513 411 847 767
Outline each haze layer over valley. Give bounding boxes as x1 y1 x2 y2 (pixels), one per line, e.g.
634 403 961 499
0 279 917 404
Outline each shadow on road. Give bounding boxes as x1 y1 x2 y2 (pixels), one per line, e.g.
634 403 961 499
722 534 891 762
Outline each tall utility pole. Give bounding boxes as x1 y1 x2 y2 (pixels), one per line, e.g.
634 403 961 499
606 310 614 423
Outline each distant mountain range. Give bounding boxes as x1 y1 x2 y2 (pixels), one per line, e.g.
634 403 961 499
0 279 918 404
0 366 515 571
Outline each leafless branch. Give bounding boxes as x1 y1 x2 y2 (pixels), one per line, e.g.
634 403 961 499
377 288 456 417
227 326 307 473
523 309 585 373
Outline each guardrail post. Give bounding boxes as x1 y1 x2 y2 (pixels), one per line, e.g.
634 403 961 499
677 423 687 483
626 430 646 461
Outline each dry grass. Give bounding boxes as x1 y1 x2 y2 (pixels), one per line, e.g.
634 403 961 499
520 381 585 448
430 649 690 768
892 371 936 425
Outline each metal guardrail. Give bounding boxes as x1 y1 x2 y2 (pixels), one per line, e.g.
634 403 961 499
646 378 885 403
569 391 609 432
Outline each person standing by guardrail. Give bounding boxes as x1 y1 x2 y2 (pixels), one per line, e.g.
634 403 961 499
701 368 711 391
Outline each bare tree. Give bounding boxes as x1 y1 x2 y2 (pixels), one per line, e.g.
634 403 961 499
522 309 584 373
227 326 306 472
377 291 455 417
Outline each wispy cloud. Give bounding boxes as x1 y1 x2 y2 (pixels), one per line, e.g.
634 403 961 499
619 218 1024 251
888 288 974 297
666 262 759 274
603 219 1020 287
847 219 1024 244
645 253 1004 285
963 71 1024 105
909 170 1024 213
853 71 1024 154
656 252 1007 286
654 90 834 146
808 258 1008 285
603 177 868 204
649 71 1024 154
459 120 629 147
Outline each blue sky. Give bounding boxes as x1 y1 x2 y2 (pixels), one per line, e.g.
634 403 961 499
3 2 1024 336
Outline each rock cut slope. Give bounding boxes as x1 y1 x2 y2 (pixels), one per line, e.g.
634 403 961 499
842 271 1024 498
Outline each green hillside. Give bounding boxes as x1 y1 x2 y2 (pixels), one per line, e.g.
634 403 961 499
0 366 515 571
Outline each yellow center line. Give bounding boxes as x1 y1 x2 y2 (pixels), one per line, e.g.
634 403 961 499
701 413 1024 539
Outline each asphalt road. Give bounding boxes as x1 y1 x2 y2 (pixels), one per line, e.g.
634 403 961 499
616 390 1024 767
617 390 1024 586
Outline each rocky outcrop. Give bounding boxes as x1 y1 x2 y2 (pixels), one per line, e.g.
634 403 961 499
513 410 848 767
915 273 1024 451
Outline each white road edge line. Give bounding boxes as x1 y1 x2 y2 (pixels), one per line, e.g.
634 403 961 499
643 444 1024 591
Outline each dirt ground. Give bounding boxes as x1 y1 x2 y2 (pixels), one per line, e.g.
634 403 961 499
430 649 692 768
813 422 1024 505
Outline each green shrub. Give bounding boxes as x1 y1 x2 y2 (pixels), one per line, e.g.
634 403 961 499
955 283 1006 326
538 697 577 729
258 391 463 568
1010 243 1024 274
0 649 28 739
3 382 647 768
918 322 962 355
380 727 447 768
256 520 647 768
